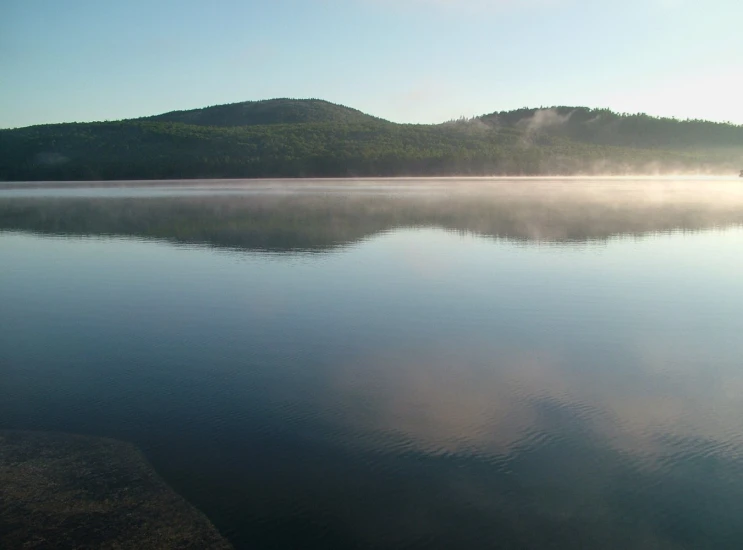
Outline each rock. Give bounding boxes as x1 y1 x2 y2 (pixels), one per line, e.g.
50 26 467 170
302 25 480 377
0 430 233 549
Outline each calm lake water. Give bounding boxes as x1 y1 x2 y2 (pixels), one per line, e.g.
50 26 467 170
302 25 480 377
2 179 743 549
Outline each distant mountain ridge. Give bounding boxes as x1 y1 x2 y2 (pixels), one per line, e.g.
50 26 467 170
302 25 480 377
1 98 742 180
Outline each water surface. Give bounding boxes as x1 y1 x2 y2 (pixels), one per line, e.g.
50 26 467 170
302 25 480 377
2 179 743 549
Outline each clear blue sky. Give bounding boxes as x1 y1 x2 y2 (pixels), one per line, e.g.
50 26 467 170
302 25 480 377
2 0 741 128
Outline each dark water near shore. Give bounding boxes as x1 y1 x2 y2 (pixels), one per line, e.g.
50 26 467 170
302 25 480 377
2 179 743 549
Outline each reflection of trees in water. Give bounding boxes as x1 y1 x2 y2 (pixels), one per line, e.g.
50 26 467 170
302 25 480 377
2 184 743 251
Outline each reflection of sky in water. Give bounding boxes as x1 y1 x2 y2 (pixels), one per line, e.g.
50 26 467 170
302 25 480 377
2 187 743 548
239 228 743 458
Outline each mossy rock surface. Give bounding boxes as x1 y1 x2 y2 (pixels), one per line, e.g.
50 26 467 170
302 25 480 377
0 430 233 549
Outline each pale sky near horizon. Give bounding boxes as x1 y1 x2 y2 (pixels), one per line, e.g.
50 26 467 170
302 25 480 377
1 0 741 128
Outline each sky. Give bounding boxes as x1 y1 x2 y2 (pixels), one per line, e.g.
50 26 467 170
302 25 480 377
1 0 742 128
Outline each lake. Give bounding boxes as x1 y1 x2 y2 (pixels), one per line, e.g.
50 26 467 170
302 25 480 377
2 178 743 549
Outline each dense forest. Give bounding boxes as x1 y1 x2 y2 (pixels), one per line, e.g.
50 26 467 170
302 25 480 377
1 99 742 180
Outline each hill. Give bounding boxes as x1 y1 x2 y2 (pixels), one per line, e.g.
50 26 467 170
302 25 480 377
1 99 742 180
478 106 743 149
141 98 380 127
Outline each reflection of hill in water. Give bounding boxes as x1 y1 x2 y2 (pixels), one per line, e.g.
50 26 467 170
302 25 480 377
2 183 743 250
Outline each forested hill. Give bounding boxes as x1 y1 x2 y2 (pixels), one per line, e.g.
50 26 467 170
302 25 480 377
477 107 743 149
1 99 742 181
141 98 380 127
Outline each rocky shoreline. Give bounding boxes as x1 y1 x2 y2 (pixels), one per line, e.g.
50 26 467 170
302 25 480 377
0 430 232 549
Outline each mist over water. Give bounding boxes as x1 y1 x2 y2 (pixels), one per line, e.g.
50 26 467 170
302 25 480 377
3 177 743 247
2 179 743 549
